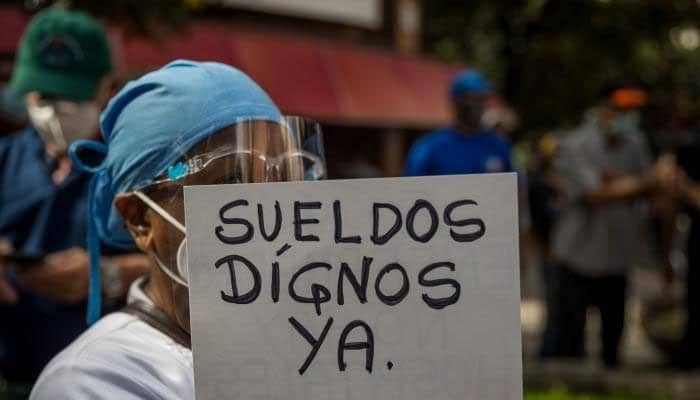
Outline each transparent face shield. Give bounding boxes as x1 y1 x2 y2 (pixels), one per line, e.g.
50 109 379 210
132 116 326 293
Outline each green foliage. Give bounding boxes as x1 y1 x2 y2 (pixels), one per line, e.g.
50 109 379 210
525 388 661 400
424 0 700 133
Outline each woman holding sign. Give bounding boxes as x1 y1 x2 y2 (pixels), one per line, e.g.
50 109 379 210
29 60 326 399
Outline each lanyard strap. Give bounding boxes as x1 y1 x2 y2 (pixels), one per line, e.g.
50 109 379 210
121 300 191 349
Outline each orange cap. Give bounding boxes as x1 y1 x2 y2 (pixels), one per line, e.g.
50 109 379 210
611 88 648 109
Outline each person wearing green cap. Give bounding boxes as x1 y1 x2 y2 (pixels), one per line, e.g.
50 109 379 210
0 8 149 396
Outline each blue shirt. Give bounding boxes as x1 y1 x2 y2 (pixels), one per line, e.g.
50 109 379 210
404 127 512 176
0 127 120 383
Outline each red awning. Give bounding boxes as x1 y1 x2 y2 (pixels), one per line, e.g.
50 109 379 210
1 7 461 128
117 24 461 128
0 6 28 55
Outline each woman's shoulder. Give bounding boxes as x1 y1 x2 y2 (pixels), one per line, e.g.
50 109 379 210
30 312 194 400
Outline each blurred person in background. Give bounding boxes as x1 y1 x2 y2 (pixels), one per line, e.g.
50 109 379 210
0 53 27 136
674 129 700 369
30 60 326 399
528 134 563 357
0 9 148 396
403 70 534 286
404 70 512 176
544 83 675 367
528 135 561 263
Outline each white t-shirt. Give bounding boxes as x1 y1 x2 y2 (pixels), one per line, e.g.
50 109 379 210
30 277 194 400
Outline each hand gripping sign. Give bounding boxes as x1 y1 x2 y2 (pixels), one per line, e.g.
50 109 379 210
184 174 522 400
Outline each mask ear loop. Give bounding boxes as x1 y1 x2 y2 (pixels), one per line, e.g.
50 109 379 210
48 111 67 151
133 191 186 234
31 103 67 150
133 191 189 287
153 244 189 288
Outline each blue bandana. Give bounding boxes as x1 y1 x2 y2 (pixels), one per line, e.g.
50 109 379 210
69 59 282 324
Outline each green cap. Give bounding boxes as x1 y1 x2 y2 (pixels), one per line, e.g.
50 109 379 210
10 8 113 101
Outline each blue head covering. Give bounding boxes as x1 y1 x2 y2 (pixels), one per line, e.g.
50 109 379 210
449 70 493 99
70 60 282 324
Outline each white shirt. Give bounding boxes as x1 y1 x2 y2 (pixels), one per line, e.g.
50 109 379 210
30 276 194 400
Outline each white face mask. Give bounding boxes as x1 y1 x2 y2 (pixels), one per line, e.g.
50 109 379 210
27 100 100 153
134 191 189 287
606 110 642 139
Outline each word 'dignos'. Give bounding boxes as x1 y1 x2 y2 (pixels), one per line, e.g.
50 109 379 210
216 256 461 313
210 197 487 375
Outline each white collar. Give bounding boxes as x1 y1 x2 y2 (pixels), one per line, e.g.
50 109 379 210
127 275 154 305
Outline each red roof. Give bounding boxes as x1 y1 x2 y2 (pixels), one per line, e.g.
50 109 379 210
0 6 28 55
117 24 461 127
1 7 462 128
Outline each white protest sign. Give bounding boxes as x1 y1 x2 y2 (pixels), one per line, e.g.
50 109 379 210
184 174 522 400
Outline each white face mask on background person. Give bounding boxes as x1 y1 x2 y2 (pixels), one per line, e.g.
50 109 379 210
26 99 100 153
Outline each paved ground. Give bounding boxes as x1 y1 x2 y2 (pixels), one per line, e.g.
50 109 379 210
520 264 700 399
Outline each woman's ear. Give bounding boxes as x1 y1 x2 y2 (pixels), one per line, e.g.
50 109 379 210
114 192 153 252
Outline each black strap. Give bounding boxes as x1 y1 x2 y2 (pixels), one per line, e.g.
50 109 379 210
121 300 191 349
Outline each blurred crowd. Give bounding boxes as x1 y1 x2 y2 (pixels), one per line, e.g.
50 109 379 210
407 69 700 370
525 84 700 369
2 5 700 400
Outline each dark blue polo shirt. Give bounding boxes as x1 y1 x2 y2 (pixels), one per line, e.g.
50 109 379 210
0 126 118 383
404 127 513 176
